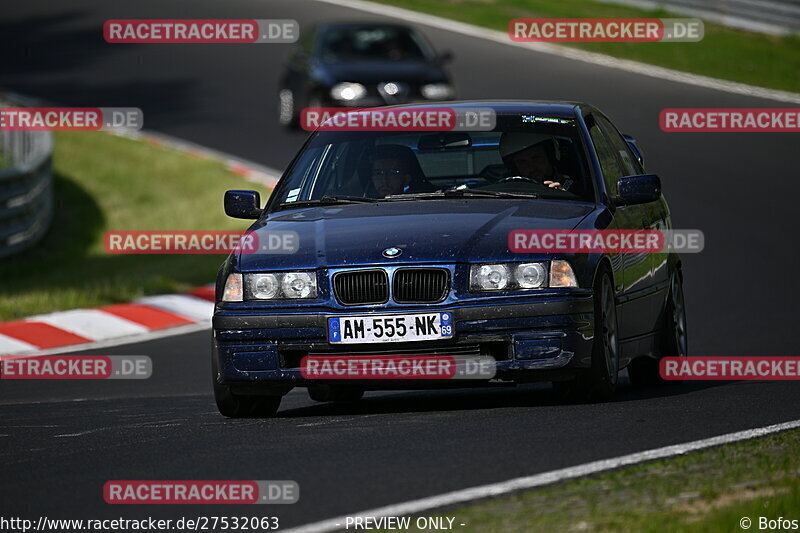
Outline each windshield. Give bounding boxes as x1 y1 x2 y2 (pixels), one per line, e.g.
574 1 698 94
270 114 593 210
319 26 432 62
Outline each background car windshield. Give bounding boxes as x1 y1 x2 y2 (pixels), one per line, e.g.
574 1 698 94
320 26 432 62
273 115 593 206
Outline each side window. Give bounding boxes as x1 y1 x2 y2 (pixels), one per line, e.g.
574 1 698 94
586 115 624 196
596 114 643 177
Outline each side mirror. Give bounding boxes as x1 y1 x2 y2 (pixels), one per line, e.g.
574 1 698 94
224 190 262 219
623 134 644 168
616 174 661 206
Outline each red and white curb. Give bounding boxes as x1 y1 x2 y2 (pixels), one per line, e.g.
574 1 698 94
0 94 284 357
0 285 216 356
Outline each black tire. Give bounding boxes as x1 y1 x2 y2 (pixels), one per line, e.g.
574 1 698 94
308 385 365 403
629 271 688 387
212 357 281 418
553 269 619 403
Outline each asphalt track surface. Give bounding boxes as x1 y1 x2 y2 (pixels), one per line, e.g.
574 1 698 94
2 0 800 529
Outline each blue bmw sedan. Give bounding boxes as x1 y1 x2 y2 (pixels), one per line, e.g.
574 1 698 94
212 101 687 417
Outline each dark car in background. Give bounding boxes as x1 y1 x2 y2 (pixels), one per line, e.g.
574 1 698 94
213 101 687 417
278 22 454 128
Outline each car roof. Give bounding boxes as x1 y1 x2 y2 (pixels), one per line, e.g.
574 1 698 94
379 100 588 119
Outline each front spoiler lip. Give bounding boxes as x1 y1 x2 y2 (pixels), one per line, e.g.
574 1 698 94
212 298 594 330
224 355 578 393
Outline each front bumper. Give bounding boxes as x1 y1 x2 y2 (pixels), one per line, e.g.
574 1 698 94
212 294 595 391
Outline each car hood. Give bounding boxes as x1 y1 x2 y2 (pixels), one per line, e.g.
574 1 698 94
238 200 595 270
319 60 447 84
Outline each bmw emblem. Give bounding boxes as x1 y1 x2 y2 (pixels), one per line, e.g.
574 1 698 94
382 247 402 258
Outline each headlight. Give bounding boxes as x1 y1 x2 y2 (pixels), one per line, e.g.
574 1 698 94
550 260 578 288
330 82 367 102
516 263 547 288
244 272 317 300
248 273 280 299
470 264 510 291
221 273 243 302
420 83 453 100
281 272 316 299
469 261 578 291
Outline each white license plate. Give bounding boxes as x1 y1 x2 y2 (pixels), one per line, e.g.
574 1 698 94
328 313 453 344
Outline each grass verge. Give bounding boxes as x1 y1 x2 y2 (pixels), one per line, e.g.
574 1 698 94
376 0 800 94
381 427 800 533
0 131 272 320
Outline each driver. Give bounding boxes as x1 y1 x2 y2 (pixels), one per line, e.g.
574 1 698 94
369 145 436 197
498 133 572 190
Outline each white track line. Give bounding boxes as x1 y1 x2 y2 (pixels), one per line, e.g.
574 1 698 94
282 418 800 533
311 0 800 104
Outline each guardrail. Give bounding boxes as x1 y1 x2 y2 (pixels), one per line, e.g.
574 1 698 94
0 96 55 258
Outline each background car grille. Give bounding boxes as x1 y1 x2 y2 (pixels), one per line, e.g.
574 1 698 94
334 270 389 305
393 268 449 303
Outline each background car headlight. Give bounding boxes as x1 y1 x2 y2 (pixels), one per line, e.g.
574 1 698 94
470 264 509 290
330 82 367 102
420 83 454 100
221 273 243 302
516 263 547 288
550 260 578 288
281 272 316 299
243 272 317 300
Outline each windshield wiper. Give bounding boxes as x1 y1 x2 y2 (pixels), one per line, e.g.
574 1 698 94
279 195 379 208
441 189 539 199
385 190 538 201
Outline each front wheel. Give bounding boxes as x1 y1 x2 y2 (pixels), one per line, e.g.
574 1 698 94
212 357 281 418
629 271 688 387
553 270 619 402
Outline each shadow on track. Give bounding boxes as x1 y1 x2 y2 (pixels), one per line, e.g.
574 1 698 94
274 379 734 419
